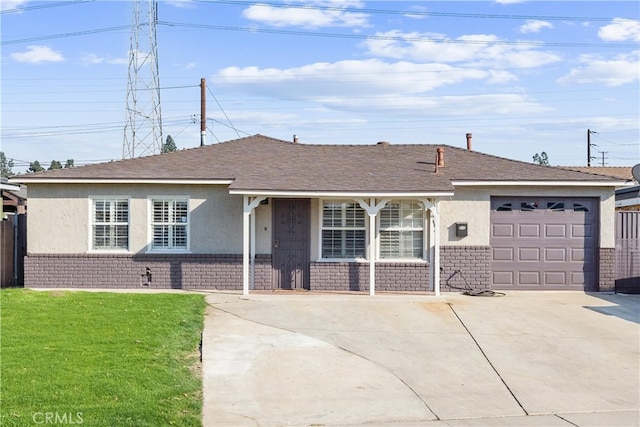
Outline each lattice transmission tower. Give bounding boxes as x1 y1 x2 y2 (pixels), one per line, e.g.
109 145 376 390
123 0 163 159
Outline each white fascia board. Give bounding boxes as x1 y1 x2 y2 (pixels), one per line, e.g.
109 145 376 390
0 183 21 191
228 190 455 198
451 180 631 187
9 178 234 185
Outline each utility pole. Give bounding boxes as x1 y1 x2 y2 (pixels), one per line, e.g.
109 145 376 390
587 129 597 167
599 151 608 167
123 0 163 159
200 78 206 147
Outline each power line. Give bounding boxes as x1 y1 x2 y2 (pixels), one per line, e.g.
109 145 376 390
158 21 635 49
196 0 617 22
0 25 132 45
206 86 240 138
0 0 94 14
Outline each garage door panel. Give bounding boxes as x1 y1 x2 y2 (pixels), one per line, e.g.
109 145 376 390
545 247 566 262
519 224 540 237
490 197 598 290
492 224 514 238
545 224 567 238
571 224 594 238
519 271 540 285
493 271 514 285
493 247 514 261
545 271 567 285
571 272 585 285
519 247 540 261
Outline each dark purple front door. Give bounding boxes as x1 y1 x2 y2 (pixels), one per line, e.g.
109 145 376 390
272 199 310 290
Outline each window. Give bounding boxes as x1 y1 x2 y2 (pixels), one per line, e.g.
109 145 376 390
547 202 565 212
573 203 589 212
151 198 189 250
92 198 129 250
379 201 424 259
496 202 512 212
520 201 538 211
322 201 366 258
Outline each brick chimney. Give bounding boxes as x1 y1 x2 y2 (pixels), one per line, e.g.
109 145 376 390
436 147 445 168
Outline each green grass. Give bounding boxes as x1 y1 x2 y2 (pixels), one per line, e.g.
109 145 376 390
0 289 207 426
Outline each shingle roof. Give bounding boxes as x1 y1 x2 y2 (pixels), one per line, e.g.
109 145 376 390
13 134 624 192
559 166 635 181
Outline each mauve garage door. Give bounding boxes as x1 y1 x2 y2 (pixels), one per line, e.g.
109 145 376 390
490 197 598 290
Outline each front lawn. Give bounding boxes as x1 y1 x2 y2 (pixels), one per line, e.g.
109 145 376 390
0 289 206 426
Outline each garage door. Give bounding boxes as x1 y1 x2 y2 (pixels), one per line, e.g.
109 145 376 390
490 197 598 290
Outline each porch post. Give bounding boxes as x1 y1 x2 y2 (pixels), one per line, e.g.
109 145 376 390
368 202 376 296
432 202 441 296
356 198 390 296
421 199 441 296
242 196 251 295
242 196 267 296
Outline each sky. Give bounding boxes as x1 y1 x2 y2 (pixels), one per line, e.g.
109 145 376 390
1 0 639 173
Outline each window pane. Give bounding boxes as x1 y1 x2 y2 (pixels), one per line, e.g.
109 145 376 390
547 202 565 212
92 199 129 250
379 201 424 259
151 199 189 250
321 201 366 258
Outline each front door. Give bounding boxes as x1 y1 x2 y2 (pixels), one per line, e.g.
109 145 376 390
272 199 310 290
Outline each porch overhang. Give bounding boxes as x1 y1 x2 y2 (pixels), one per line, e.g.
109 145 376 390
229 190 455 198
239 191 448 296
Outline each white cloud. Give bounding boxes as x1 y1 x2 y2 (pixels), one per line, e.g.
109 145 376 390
80 52 127 66
10 45 64 64
217 59 493 98
599 18 640 42
0 0 28 11
165 0 196 9
242 3 369 28
80 53 105 65
363 30 561 69
520 20 553 34
557 52 640 87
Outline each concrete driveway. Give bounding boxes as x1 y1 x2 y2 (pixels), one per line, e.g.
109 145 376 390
202 291 640 426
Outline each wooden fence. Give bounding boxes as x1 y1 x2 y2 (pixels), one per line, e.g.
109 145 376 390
616 211 640 293
0 214 26 287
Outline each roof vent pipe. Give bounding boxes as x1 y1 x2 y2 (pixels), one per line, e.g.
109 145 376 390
293 134 299 144
437 147 445 168
466 133 472 150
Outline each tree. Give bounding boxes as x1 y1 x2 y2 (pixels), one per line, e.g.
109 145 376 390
48 160 63 170
0 152 14 176
64 159 75 168
532 152 550 166
28 160 45 173
162 135 177 153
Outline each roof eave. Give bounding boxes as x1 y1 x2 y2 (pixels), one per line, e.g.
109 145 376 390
228 189 455 198
451 180 631 187
9 178 235 185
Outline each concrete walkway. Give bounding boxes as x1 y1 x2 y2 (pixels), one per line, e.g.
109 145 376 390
202 291 640 426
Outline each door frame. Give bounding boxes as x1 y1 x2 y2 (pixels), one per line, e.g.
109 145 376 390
271 198 311 290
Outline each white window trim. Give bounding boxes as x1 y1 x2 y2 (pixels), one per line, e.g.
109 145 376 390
376 200 426 261
147 196 191 253
88 196 131 253
318 199 368 260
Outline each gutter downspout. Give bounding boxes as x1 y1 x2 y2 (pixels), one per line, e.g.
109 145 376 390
242 196 266 295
